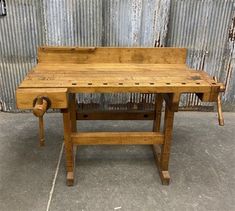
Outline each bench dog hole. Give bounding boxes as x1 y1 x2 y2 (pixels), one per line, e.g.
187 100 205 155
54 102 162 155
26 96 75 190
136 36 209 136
118 83 123 85
88 83 92 85
135 82 140 85
72 82 77 85
103 83 108 85
196 82 201 85
166 83 171 85
150 83 154 85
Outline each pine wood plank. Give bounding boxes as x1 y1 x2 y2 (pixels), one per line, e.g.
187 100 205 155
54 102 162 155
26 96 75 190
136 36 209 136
62 107 74 185
18 60 222 102
38 47 187 64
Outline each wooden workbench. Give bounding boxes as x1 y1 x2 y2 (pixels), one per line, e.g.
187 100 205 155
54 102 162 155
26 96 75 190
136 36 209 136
16 47 224 186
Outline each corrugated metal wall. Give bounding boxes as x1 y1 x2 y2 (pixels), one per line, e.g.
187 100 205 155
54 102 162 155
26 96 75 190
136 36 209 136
168 0 235 109
0 0 44 111
0 0 234 112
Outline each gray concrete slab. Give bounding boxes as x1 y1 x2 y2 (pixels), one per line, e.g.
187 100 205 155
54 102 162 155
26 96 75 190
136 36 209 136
0 113 63 211
0 112 235 211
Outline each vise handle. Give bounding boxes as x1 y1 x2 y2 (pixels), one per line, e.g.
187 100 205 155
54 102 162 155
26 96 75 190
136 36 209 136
32 96 51 146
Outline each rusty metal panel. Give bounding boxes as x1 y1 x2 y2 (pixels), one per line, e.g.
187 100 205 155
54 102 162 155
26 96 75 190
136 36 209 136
42 0 170 47
0 0 44 111
223 12 235 110
167 0 235 110
0 0 170 111
0 0 234 112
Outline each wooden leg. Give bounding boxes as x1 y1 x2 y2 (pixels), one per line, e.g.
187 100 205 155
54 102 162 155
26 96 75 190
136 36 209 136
70 94 77 133
70 94 77 132
153 94 163 132
160 106 174 184
62 108 74 186
70 93 78 185
153 96 175 185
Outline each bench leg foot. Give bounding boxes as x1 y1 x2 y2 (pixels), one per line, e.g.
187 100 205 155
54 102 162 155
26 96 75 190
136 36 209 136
67 172 74 186
39 139 45 146
161 171 170 185
152 144 170 185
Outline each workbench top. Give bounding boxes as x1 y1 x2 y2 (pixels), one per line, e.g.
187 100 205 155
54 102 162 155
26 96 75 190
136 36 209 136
19 63 222 96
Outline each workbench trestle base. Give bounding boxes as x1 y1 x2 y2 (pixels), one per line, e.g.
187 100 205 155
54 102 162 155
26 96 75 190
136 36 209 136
61 93 174 186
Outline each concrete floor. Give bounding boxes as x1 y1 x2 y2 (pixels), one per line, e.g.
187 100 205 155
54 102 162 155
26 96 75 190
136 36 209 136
0 112 234 211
